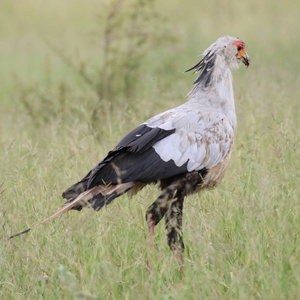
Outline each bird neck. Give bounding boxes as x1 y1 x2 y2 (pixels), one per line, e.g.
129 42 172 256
187 64 237 131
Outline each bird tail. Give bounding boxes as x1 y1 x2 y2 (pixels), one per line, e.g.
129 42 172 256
9 182 135 239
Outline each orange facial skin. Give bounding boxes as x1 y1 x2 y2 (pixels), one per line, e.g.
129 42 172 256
233 41 250 67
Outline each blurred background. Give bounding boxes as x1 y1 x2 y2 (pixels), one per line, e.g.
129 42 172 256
1 0 299 130
0 0 299 298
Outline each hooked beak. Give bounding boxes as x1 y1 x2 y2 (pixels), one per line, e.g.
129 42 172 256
237 51 250 68
240 53 250 67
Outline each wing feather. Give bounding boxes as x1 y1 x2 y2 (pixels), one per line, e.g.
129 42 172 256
148 108 234 173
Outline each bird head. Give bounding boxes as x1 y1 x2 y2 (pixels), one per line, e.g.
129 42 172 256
202 36 250 69
185 36 250 88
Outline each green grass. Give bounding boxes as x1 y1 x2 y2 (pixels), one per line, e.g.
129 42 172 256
1 0 300 299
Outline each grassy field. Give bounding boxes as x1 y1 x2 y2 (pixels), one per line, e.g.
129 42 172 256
1 0 299 299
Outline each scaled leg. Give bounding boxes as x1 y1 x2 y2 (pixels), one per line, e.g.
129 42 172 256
145 186 176 275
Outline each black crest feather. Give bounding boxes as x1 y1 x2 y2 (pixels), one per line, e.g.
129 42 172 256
185 51 216 87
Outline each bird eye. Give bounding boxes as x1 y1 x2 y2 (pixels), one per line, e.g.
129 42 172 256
237 45 243 51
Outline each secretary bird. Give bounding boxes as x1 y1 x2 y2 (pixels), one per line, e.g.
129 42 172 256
10 35 250 274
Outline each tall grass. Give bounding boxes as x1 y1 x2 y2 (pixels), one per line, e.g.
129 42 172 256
1 0 299 299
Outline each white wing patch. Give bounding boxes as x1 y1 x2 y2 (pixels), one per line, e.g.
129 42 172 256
145 106 234 172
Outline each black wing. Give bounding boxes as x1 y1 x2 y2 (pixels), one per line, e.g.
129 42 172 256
62 124 188 200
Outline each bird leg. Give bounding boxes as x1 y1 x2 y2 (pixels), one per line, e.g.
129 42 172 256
146 186 177 275
146 214 155 276
164 172 203 275
146 172 203 275
165 192 185 275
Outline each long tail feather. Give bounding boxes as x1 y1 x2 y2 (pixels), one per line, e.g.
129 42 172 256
9 183 136 239
9 187 99 239
10 228 32 239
